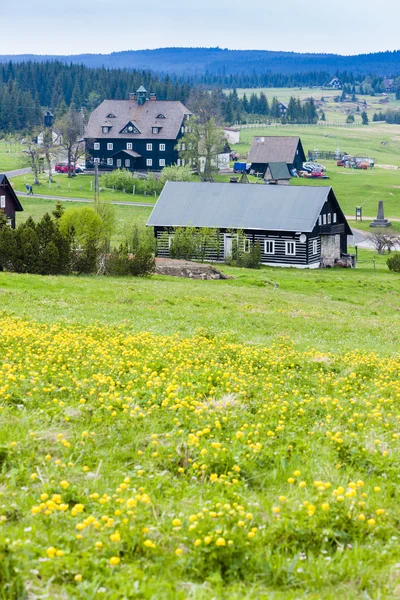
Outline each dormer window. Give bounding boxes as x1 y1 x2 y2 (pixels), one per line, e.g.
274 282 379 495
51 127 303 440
152 127 161 134
102 126 111 134
157 114 166 119
120 122 140 134
107 113 116 118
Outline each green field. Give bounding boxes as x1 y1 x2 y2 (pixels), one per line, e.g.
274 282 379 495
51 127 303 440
10 172 157 205
1 259 400 599
18 195 152 244
0 139 24 171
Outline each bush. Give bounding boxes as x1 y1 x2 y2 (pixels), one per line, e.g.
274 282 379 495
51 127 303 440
387 252 400 272
106 226 155 277
102 169 163 196
226 231 261 269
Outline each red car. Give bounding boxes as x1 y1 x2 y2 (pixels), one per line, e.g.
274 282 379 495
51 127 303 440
55 163 75 173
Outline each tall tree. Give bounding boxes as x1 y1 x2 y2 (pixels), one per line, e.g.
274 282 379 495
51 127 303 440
56 109 85 177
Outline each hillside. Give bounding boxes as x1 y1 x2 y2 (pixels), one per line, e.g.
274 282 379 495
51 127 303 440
1 47 400 76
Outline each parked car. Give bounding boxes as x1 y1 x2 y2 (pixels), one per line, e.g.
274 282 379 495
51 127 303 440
74 164 86 173
55 163 75 173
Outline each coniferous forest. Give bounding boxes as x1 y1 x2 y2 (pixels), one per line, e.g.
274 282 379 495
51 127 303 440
0 59 399 133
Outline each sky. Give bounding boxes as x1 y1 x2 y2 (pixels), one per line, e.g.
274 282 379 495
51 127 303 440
2 0 400 56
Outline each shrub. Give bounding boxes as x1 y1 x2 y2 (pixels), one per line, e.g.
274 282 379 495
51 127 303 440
106 226 155 277
387 252 400 272
102 169 163 196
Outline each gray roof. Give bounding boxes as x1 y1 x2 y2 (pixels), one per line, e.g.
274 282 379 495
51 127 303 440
85 99 192 141
111 149 141 158
248 136 301 164
265 162 291 180
136 86 147 93
146 182 335 232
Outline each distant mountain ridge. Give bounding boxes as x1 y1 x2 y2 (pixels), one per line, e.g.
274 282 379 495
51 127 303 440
1 47 400 76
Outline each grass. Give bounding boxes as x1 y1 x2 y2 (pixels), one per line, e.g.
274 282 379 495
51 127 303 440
0 139 25 172
1 262 400 598
234 122 400 167
11 172 157 205
18 195 152 245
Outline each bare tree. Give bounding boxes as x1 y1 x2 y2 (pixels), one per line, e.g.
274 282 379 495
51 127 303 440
20 133 43 185
178 117 225 179
41 128 59 182
56 109 85 177
370 229 400 254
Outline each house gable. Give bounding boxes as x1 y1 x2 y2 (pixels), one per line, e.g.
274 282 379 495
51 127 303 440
120 122 141 135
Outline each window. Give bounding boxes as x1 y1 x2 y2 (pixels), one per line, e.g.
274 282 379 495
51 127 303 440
312 240 318 255
322 214 327 225
107 158 113 166
107 143 113 151
318 215 322 226
159 159 166 167
152 127 159 134
181 127 184 133
0 196 5 209
264 240 275 254
285 241 296 256
333 213 337 223
126 143 133 150
327 213 331 224
157 114 166 119
94 158 100 164
168 235 174 248
120 123 140 135
159 143 166 151
116 159 122 168
102 126 110 134
177 159 181 166
146 143 153 151
94 142 100 150
181 143 186 151
125 159 131 168
107 113 116 118
146 159 153 167
181 159 185 166
243 238 251 253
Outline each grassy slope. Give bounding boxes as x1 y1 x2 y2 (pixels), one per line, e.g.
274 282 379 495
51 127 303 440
0 258 396 354
1 264 400 599
0 139 25 171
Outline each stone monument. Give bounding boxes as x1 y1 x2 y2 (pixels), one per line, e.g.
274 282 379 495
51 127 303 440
370 200 391 228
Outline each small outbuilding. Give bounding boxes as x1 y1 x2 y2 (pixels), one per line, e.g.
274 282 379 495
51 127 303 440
147 181 352 268
224 127 241 145
0 174 23 229
248 136 306 176
264 162 291 185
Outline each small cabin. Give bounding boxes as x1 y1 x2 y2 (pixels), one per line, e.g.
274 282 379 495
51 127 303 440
248 136 306 176
147 182 352 269
0 174 23 228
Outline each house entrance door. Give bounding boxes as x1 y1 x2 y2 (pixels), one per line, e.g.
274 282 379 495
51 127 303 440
224 234 234 260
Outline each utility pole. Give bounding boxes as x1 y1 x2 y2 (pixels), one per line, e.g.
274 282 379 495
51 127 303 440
94 163 100 206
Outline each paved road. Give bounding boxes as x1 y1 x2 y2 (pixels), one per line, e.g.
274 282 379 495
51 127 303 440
5 167 31 178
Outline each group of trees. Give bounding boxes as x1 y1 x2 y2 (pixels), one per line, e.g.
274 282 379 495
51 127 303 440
0 61 191 133
373 109 400 124
2 59 400 134
0 201 155 277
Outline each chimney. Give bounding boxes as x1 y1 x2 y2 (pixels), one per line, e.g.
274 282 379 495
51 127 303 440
129 93 136 101
149 93 157 101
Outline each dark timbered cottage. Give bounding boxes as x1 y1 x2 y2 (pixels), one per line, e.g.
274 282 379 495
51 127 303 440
84 86 192 172
0 174 23 228
248 136 306 176
147 182 352 268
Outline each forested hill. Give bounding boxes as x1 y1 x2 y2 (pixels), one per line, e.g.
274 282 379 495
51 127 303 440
1 47 400 76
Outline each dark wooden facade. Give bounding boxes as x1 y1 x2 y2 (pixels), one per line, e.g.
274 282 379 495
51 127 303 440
84 87 191 172
0 175 23 229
